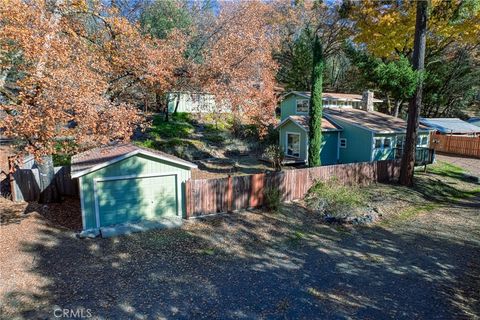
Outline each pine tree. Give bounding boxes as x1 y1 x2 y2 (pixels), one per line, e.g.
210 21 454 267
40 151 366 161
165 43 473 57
308 35 324 167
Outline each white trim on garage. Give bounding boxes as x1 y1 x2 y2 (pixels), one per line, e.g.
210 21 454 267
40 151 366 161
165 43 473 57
71 149 197 179
78 177 86 230
92 172 180 228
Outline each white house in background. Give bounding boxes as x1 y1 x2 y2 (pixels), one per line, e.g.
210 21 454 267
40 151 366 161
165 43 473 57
166 92 232 113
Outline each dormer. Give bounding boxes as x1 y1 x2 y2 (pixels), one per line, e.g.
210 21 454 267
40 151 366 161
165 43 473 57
280 91 382 120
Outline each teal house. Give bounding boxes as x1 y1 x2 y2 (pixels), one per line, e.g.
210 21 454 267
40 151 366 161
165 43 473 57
71 144 197 235
278 91 432 165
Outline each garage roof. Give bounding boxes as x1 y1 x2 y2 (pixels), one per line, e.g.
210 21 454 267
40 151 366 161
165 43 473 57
71 143 197 178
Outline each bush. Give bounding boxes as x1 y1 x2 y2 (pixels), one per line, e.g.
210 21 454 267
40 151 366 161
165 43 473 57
264 187 281 212
263 145 284 171
305 179 366 219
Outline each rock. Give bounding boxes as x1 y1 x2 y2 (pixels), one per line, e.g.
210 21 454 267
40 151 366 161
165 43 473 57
77 229 100 239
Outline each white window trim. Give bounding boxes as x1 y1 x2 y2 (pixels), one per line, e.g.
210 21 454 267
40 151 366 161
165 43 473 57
285 132 301 158
339 138 347 148
374 137 393 150
93 172 180 229
295 99 309 114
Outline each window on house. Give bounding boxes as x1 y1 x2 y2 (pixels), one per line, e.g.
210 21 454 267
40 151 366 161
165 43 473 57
340 138 347 148
286 133 301 157
374 138 382 149
421 136 428 146
396 136 405 149
296 99 309 113
383 138 392 148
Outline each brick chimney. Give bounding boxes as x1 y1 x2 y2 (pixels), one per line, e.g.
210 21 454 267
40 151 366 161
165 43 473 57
361 90 374 112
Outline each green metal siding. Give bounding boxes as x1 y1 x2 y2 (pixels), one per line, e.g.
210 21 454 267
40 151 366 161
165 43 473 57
278 121 339 164
80 154 191 230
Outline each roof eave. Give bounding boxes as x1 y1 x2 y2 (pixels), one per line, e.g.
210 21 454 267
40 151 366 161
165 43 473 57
71 149 197 179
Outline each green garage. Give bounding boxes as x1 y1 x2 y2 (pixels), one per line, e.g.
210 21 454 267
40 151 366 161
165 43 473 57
71 144 197 236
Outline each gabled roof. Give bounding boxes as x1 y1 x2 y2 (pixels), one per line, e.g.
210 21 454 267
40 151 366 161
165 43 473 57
71 143 197 178
420 118 480 134
283 91 383 103
276 115 343 132
324 108 431 134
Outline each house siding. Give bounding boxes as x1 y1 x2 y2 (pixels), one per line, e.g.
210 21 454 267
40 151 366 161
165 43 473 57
278 121 339 165
167 92 216 113
280 95 306 120
328 117 373 163
320 132 339 165
372 132 431 161
80 154 191 230
278 122 308 161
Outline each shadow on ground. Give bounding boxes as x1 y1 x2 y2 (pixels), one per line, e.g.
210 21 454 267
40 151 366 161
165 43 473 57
1 191 479 319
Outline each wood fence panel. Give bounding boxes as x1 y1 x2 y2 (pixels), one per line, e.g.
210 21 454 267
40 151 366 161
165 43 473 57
12 166 78 202
187 160 400 218
430 132 480 158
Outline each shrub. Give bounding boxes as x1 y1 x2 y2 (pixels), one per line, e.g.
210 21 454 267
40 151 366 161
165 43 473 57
263 145 284 171
305 179 366 219
264 187 281 212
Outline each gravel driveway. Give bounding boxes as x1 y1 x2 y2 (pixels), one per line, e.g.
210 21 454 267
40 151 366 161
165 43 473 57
1 159 479 319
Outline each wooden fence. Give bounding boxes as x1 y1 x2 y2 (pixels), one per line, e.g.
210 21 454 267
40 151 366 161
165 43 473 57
430 132 480 158
11 166 78 201
185 160 400 218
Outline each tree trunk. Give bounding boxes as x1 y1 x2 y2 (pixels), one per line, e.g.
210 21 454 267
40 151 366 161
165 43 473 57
385 92 392 114
173 93 181 114
156 92 168 122
400 0 428 186
393 99 402 118
36 155 60 203
308 35 324 167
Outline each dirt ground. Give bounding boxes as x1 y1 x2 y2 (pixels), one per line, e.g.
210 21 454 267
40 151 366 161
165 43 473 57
1 157 479 319
436 153 480 176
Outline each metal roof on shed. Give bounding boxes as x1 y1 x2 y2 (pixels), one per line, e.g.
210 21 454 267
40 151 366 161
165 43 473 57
420 118 480 134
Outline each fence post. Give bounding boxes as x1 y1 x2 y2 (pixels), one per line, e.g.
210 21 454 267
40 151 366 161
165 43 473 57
8 156 16 201
227 175 233 212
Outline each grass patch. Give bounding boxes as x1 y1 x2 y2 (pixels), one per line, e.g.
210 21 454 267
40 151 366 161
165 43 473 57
305 179 366 218
285 230 308 246
428 161 465 179
414 176 480 203
148 113 195 139
198 248 216 256
381 203 438 226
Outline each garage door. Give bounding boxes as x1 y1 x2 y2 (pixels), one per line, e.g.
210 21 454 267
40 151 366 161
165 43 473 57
96 175 177 227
